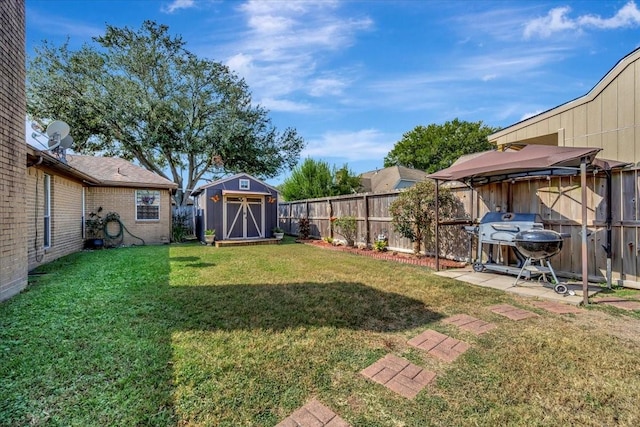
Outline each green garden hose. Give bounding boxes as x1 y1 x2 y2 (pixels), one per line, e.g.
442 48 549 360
103 213 145 246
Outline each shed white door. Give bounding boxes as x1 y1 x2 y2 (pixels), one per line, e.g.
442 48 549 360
224 196 264 239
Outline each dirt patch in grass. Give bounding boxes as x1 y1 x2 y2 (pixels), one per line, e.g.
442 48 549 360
567 309 640 344
301 239 466 269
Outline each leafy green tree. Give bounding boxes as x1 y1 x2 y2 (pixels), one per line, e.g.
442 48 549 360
384 119 499 173
333 164 362 195
27 21 304 205
280 158 334 201
389 180 457 254
279 159 361 201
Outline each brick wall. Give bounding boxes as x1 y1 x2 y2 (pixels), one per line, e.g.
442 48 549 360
26 167 85 270
86 187 172 245
0 0 27 301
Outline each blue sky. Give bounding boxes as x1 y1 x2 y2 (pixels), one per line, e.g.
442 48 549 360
25 0 640 185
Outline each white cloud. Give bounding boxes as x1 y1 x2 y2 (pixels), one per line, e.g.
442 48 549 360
162 0 195 14
220 0 372 105
524 6 577 39
308 77 348 97
524 1 640 39
579 1 640 29
258 97 311 112
303 129 394 161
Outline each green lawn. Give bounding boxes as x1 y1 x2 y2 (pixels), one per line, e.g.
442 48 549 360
1 240 639 426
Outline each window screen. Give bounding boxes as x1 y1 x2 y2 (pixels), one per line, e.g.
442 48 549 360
136 190 160 220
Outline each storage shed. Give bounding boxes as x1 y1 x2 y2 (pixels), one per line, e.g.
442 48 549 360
192 174 280 242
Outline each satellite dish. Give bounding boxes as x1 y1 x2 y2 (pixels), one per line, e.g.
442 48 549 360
45 120 70 139
60 135 73 149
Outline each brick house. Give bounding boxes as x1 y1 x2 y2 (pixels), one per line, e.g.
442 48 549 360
1 0 27 301
26 146 98 270
26 147 177 271
67 154 177 247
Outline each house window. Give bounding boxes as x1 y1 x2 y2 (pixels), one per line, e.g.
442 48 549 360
43 174 51 248
239 179 250 190
136 189 160 220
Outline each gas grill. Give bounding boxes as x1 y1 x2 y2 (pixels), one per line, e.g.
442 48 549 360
464 212 544 277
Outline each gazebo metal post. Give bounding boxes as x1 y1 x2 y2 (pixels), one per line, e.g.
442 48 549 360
581 157 589 305
435 179 440 271
605 169 613 289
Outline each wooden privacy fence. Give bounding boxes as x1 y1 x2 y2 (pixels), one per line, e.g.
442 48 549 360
278 168 640 287
277 189 472 258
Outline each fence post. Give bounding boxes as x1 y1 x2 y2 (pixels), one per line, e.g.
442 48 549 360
329 198 333 239
364 194 370 244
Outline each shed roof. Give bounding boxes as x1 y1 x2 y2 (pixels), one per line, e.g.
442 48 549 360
67 155 177 189
191 173 279 197
426 145 627 185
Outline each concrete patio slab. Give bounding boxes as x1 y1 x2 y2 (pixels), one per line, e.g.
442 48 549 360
276 399 350 427
361 354 436 399
435 268 602 305
443 314 497 335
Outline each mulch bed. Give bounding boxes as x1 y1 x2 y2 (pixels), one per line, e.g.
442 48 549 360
300 239 466 269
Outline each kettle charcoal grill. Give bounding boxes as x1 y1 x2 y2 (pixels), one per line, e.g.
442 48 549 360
513 229 567 294
464 212 545 278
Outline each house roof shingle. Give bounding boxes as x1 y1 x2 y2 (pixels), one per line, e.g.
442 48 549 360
359 165 429 193
67 155 177 189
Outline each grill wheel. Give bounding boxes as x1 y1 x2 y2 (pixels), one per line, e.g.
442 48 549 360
472 262 484 272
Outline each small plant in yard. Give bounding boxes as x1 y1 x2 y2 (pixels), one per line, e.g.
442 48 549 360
273 226 284 233
373 239 388 252
323 236 334 244
85 207 104 239
298 217 311 240
332 216 357 247
204 229 215 245
172 210 190 242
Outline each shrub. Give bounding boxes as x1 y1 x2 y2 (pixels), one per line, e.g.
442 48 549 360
333 216 357 247
389 180 457 254
298 217 311 240
172 211 190 242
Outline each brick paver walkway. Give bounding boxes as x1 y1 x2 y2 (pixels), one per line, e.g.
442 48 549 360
361 354 436 399
408 330 470 362
276 399 350 427
531 300 582 314
487 304 539 320
443 314 497 335
594 297 640 311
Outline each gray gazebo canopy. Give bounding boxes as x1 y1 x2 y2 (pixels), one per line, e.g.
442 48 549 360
427 144 616 184
426 144 628 305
